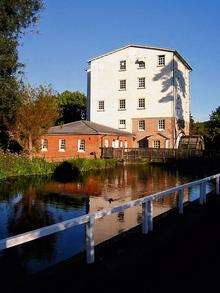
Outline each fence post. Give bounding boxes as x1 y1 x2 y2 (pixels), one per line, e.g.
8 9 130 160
86 215 95 264
142 202 148 234
178 188 184 214
216 176 220 195
142 200 153 234
203 182 207 203
199 182 206 205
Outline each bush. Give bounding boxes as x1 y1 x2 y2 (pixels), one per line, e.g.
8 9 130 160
0 153 118 180
54 161 80 182
0 153 55 180
67 158 118 172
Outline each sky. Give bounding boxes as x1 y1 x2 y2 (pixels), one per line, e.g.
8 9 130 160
18 0 220 122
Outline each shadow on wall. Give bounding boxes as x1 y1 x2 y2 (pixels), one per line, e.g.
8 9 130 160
152 59 186 132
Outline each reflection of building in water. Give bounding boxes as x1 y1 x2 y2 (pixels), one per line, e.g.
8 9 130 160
42 166 190 245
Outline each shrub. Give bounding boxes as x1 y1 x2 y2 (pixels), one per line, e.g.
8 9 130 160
0 153 55 180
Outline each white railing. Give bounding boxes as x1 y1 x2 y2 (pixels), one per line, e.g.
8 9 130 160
0 174 219 264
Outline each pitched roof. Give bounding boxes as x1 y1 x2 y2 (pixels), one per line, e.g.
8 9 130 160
88 44 192 70
47 120 133 136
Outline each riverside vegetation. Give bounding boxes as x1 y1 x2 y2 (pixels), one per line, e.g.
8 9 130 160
0 153 117 180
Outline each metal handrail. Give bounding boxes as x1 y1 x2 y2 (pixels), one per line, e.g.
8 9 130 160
0 173 219 263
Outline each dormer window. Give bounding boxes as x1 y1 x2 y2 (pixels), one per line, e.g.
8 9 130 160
120 60 126 71
135 59 145 69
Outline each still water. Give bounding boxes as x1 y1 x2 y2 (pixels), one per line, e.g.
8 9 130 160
0 164 217 274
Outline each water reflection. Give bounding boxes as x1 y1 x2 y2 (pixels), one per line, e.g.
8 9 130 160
0 165 216 273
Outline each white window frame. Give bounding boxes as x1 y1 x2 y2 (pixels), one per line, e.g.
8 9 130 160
138 120 145 131
158 119 165 131
59 139 66 152
119 79 126 90
138 98 145 109
154 140 160 148
119 119 126 129
158 55 165 66
138 77 145 89
119 99 126 110
41 139 48 151
120 60 126 71
78 139 85 152
104 139 109 148
97 100 105 111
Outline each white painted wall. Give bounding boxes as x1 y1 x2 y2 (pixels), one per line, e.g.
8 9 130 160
87 46 190 133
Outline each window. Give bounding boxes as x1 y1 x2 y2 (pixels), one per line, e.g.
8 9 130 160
138 120 145 131
41 139 48 151
120 79 126 90
154 140 160 148
138 77 145 88
158 119 165 130
119 119 126 129
138 98 145 109
104 139 109 148
98 100 105 111
120 60 126 71
119 99 126 110
124 140 128 148
158 55 165 66
59 139 66 151
120 141 123 148
78 139 85 152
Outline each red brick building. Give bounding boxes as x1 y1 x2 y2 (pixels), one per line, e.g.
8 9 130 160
40 120 133 161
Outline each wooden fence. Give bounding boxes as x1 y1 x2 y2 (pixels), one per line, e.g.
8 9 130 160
100 147 220 162
0 174 219 264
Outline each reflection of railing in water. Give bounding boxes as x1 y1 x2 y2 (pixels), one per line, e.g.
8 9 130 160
100 147 220 162
0 174 219 264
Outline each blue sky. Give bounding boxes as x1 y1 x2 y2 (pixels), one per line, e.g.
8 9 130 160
18 0 220 121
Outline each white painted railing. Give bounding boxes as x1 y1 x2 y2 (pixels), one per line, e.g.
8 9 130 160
0 174 220 264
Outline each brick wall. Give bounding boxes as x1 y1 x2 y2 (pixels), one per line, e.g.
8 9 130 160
39 134 133 161
132 117 189 148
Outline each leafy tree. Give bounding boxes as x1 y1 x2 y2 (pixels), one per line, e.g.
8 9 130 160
57 91 87 124
207 106 220 149
13 85 59 157
0 0 43 150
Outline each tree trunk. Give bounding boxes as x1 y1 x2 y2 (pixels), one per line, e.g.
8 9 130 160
28 133 33 159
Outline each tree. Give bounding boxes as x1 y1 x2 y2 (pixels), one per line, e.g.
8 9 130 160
207 106 220 149
57 91 87 124
14 85 59 156
0 0 43 149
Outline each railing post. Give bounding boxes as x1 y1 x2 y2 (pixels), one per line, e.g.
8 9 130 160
199 182 206 205
216 176 220 195
203 182 207 203
178 188 184 214
142 200 153 234
86 215 95 264
147 200 153 231
142 202 148 234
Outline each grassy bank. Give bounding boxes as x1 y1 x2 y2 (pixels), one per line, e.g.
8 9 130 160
0 154 118 180
0 153 56 180
67 158 118 172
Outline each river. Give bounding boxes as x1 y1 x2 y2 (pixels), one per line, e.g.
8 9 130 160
0 164 218 274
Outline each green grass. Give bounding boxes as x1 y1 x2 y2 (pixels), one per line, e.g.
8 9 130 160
0 154 118 180
0 153 56 180
67 158 118 172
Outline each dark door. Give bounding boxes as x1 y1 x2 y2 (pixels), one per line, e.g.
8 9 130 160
138 138 148 148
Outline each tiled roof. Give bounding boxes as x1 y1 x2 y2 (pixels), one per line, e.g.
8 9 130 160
48 120 133 136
